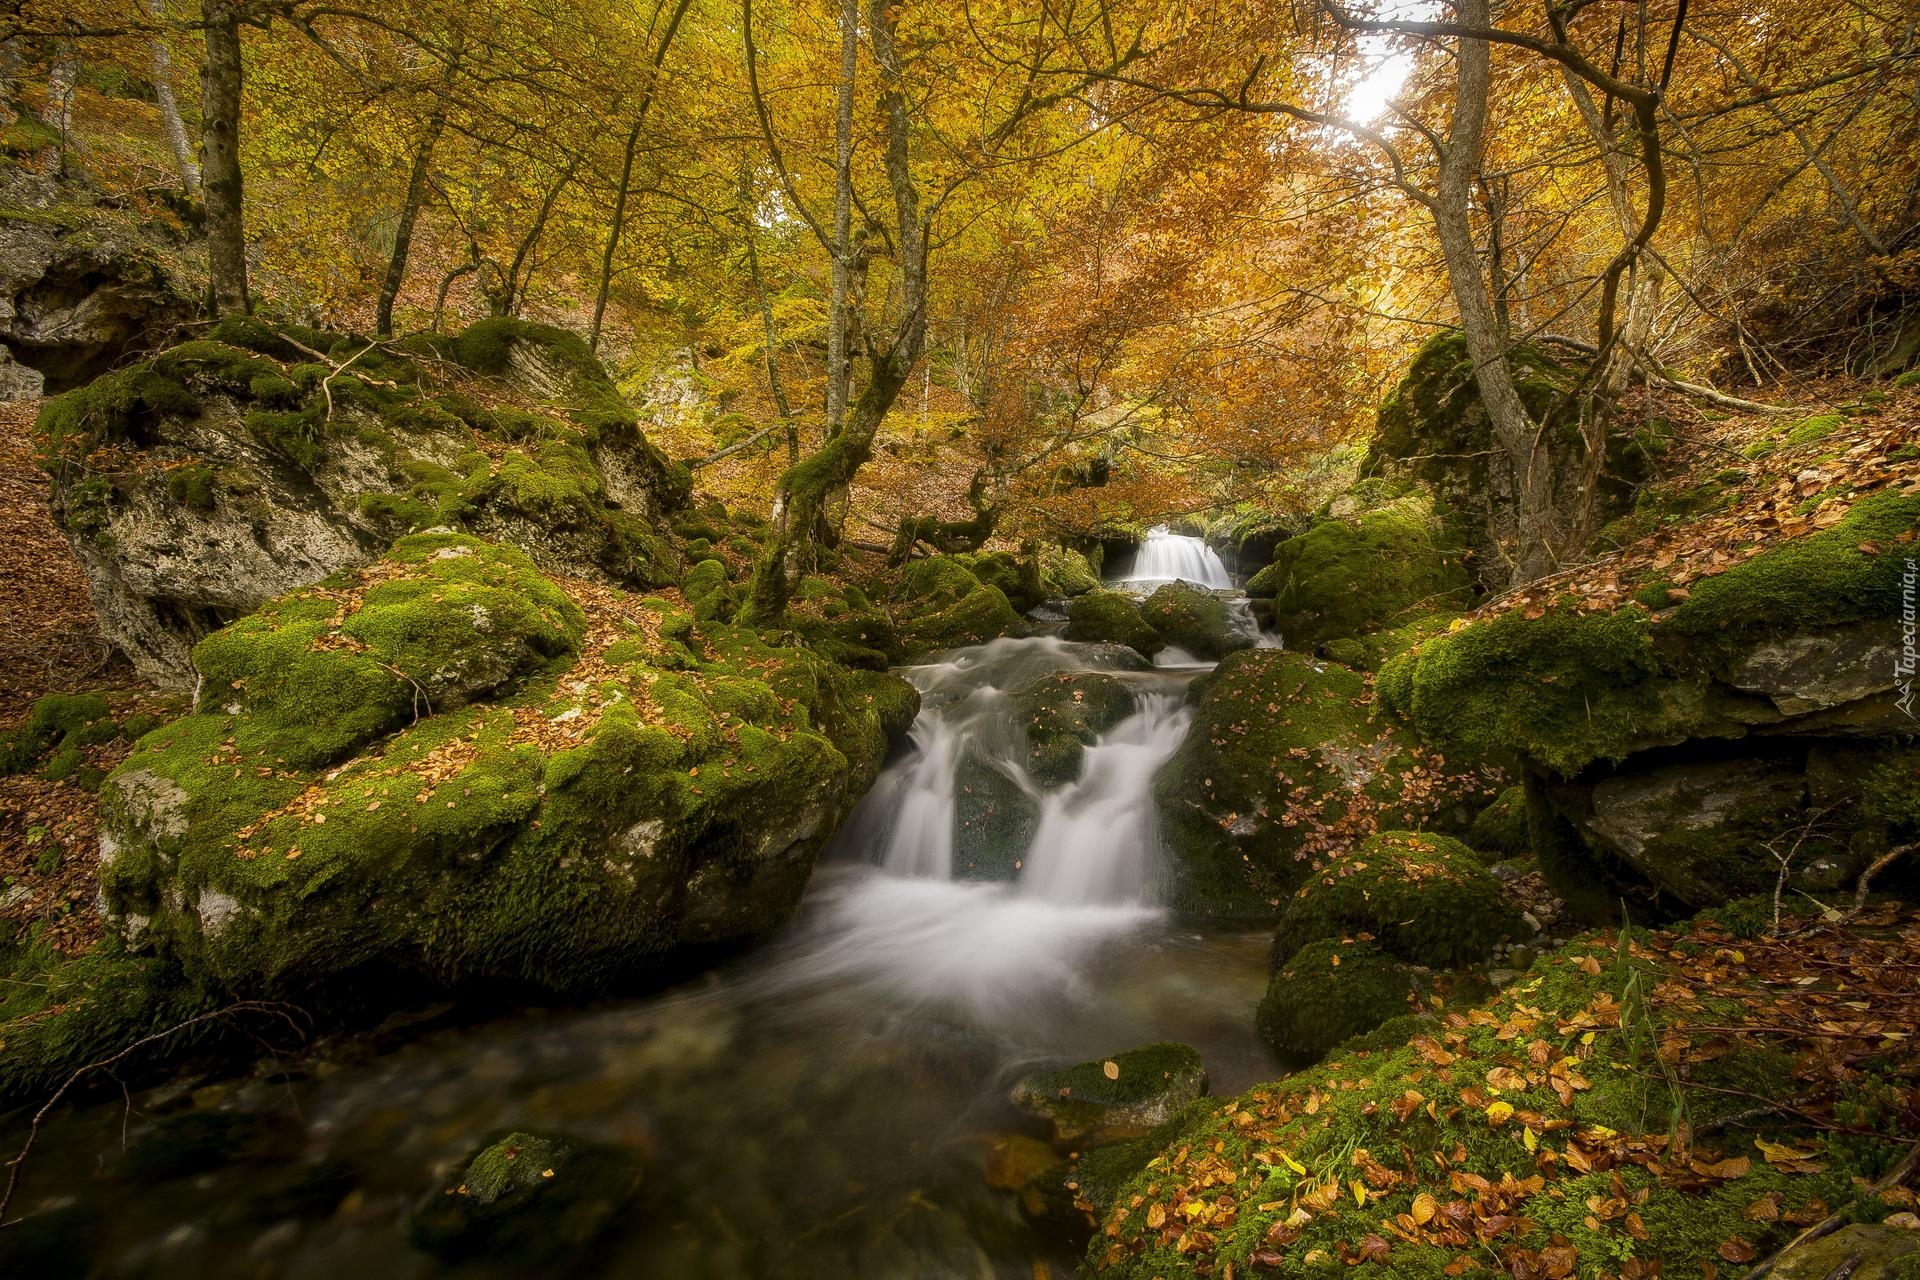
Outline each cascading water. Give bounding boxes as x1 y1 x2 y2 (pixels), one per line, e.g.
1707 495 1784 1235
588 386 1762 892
16 533 1280 1280
1115 523 1233 588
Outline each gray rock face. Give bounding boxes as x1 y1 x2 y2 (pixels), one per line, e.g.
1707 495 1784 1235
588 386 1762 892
0 173 199 392
1728 621 1898 718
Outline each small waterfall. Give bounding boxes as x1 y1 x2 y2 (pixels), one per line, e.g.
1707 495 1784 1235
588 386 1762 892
1115 525 1232 589
849 636 1194 908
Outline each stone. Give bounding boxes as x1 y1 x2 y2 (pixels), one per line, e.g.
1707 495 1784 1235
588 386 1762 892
408 1130 644 1263
1010 1043 1208 1144
1770 1224 1919 1280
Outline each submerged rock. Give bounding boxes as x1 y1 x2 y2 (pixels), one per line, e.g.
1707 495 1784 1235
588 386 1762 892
408 1129 643 1263
1011 1042 1208 1144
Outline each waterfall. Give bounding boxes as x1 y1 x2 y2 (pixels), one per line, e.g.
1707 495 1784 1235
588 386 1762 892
850 636 1192 908
1115 525 1232 589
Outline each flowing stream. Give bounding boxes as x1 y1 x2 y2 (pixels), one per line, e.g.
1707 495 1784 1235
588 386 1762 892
7 535 1279 1280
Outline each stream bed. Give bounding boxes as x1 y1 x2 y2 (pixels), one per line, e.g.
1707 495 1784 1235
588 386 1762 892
6 535 1282 1279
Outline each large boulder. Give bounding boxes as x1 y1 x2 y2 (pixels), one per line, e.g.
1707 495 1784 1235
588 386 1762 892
1379 491 1920 913
1257 937 1417 1063
953 749 1039 880
1138 582 1253 660
1063 590 1162 658
1247 493 1472 649
96 533 918 996
34 317 687 685
1155 650 1490 920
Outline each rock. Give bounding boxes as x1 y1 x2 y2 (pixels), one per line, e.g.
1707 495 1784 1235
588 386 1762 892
95 539 917 996
1468 785 1531 861
1726 621 1899 719
35 317 686 686
1273 830 1525 969
953 749 1039 880
1011 1043 1208 1144
900 585 1025 657
1258 938 1416 1063
1246 494 1471 648
408 1130 643 1263
1770 1224 1919 1280
1156 650 1485 920
1138 582 1253 660
1062 590 1162 658
1011 670 1136 787
0 175 199 393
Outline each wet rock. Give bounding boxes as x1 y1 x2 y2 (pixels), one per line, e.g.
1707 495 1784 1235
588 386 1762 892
1062 590 1162 658
1010 1042 1208 1144
1011 670 1136 787
953 748 1039 880
408 1130 643 1263
1138 582 1252 661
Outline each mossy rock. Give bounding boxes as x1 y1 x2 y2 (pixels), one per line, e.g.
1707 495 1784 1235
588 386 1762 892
1274 830 1524 968
681 557 735 623
1257 937 1416 1063
955 550 1046 613
1138 583 1251 660
408 1129 643 1263
953 750 1039 880
1038 545 1102 598
96 563 916 998
1247 495 1471 647
1156 651 1482 921
1468 785 1531 861
1063 590 1162 658
1380 492 1920 778
900 585 1025 658
1012 671 1137 787
0 691 119 781
1010 1042 1208 1144
902 556 983 609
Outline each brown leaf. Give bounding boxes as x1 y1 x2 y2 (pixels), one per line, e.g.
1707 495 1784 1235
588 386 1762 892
1717 1237 1757 1264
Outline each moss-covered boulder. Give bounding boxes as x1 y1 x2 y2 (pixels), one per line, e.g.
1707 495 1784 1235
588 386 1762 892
1012 671 1137 787
900 585 1025 658
34 318 687 685
1038 545 1102 598
788 574 900 670
1247 495 1471 648
1256 937 1415 1062
1155 651 1487 921
1273 830 1524 969
1138 582 1252 660
95 536 917 998
0 691 131 786
1063 590 1162 658
1378 493 1920 911
408 1129 643 1263
1010 1042 1208 1144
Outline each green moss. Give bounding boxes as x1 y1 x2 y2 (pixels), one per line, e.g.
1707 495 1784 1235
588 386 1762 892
902 556 982 609
35 363 200 464
1275 830 1523 968
900 586 1024 657
1014 671 1136 786
1249 496 1471 647
0 117 61 155
1138 582 1250 660
407 1129 643 1263
1064 590 1162 657
1020 1042 1206 1109
1783 413 1845 447
1257 938 1415 1062
1468 785 1530 861
1 692 117 777
165 463 218 512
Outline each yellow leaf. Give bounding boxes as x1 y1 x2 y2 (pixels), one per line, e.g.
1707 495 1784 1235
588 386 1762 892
1486 1100 1515 1126
1103 1060 1120 1081
1410 1192 1438 1226
1280 1150 1307 1175
1351 1179 1368 1206
1523 1126 1538 1153
1147 1204 1167 1229
1755 1139 1818 1164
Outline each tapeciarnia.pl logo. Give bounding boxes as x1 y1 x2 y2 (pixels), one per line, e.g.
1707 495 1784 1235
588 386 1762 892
1901 558 1917 720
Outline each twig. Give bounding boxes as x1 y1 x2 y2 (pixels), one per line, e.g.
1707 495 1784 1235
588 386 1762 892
0 1001 307 1227
1743 1143 1920 1280
1847 841 1918 917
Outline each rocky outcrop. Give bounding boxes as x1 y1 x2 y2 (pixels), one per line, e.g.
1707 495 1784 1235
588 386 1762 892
35 317 688 685
95 532 918 997
1379 491 1920 913
1155 650 1493 920
0 172 201 396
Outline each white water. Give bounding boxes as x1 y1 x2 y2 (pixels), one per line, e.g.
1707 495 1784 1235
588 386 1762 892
1115 523 1233 589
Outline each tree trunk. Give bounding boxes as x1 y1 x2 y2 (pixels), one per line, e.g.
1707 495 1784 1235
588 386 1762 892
824 0 858 438
148 0 199 193
375 106 446 337
49 48 76 178
1430 0 1563 585
200 0 250 316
